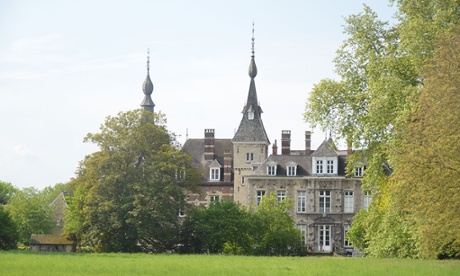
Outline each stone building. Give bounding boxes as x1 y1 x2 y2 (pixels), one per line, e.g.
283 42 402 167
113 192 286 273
142 30 370 253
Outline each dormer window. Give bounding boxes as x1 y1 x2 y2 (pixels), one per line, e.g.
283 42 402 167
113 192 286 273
248 106 255 120
210 168 220 181
286 161 297 176
354 166 365 177
267 161 277 176
312 157 338 175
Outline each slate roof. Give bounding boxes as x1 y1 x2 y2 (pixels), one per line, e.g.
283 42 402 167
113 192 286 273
232 56 270 144
30 234 74 245
311 138 338 157
182 138 233 181
251 154 312 176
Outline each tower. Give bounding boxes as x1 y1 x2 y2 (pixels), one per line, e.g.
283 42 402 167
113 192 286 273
232 24 270 205
141 49 155 113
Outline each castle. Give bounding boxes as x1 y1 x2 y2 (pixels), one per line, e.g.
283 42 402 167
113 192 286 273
140 31 370 254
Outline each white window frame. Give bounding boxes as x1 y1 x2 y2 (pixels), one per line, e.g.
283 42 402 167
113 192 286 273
246 152 254 162
344 225 352 247
277 190 286 203
297 224 307 245
316 160 323 174
287 166 296 176
210 168 220 181
256 190 265 206
210 195 219 203
363 192 372 210
267 165 276 176
354 166 365 177
326 160 334 174
297 191 306 213
344 191 354 213
319 190 331 213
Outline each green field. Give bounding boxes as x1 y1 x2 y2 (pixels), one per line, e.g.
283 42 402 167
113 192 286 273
1 251 459 275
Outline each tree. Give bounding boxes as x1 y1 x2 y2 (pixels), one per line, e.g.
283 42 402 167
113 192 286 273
181 200 255 254
0 181 18 205
390 28 460 259
0 205 18 250
6 187 54 244
305 1 460 258
252 192 302 256
65 110 201 252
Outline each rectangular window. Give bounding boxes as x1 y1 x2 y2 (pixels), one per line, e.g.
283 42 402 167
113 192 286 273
210 195 219 203
277 190 286 203
327 160 334 174
316 160 323 174
297 225 307 245
354 167 363 177
210 168 220 181
363 192 372 210
287 166 296 176
297 191 306 213
246 152 254 161
344 191 354 213
267 165 276 176
256 190 266 206
319 191 331 213
344 225 352 247
241 176 245 185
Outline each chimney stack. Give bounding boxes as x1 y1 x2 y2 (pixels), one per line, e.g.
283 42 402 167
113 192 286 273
204 129 215 161
281 130 291 155
224 150 232 182
305 131 311 156
272 139 278 155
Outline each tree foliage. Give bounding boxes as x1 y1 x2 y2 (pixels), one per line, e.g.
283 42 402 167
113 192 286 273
390 28 460 259
5 188 54 244
65 110 201 252
0 205 18 250
305 0 460 258
0 181 18 205
181 200 255 254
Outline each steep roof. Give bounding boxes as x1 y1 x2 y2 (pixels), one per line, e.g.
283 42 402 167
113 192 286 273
311 138 338 157
182 138 233 181
232 35 270 144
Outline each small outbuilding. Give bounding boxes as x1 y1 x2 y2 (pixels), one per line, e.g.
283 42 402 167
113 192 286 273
30 234 75 252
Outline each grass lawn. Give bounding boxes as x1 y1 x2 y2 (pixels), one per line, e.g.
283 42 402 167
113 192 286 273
1 251 459 275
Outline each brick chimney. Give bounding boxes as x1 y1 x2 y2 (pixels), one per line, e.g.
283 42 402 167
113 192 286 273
272 139 278 156
204 129 215 161
305 131 311 156
224 150 232 182
281 130 291 155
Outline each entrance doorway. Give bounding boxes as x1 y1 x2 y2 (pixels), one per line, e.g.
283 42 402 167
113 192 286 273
319 225 331 252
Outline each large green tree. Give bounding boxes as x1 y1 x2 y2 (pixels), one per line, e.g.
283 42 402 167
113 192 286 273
181 200 255 254
305 0 460 258
0 205 18 250
0 181 18 205
252 192 302 256
65 110 200 252
390 28 460 259
6 187 54 244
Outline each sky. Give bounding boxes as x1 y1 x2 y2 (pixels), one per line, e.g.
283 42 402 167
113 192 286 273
0 0 396 190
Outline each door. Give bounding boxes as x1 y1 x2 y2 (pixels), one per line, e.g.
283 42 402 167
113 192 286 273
319 225 331 252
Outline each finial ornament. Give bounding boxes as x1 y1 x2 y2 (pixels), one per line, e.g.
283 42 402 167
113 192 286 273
251 22 255 58
147 48 150 74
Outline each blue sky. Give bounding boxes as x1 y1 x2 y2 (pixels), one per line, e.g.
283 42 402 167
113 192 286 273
0 0 396 189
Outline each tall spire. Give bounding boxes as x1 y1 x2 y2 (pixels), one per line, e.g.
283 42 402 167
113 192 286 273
141 48 155 113
248 22 257 79
232 23 269 144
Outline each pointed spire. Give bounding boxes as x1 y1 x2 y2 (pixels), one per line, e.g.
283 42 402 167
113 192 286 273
232 23 269 144
141 48 155 113
248 22 258 79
